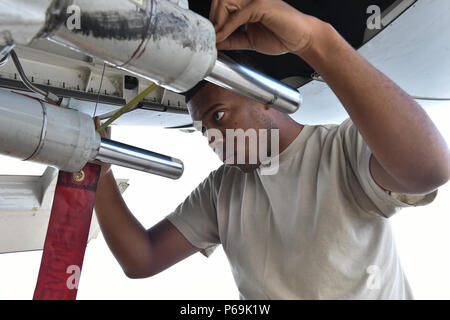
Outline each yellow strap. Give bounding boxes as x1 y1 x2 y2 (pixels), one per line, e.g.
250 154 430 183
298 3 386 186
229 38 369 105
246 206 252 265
96 83 159 132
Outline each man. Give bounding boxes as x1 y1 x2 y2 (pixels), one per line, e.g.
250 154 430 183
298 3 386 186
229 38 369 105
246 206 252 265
94 0 450 299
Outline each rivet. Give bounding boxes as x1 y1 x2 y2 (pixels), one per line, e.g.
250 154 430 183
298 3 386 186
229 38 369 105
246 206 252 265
73 170 85 182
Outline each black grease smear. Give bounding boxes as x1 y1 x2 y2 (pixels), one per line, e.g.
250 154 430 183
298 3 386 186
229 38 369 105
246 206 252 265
72 11 148 40
151 12 189 45
67 9 214 52
151 11 214 52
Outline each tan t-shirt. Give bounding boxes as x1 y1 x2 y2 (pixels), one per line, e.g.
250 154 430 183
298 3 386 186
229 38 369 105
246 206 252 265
166 118 438 299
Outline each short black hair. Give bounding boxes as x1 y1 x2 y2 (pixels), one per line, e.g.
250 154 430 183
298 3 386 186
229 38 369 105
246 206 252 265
183 50 268 103
183 79 208 103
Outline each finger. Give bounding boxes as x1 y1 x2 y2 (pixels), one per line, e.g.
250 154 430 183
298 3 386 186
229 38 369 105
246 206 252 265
213 0 242 32
94 116 109 139
215 4 254 43
94 116 100 129
216 31 252 50
213 1 231 32
209 0 219 22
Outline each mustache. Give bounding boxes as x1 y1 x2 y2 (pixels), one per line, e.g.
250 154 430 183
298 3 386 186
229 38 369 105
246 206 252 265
209 140 251 165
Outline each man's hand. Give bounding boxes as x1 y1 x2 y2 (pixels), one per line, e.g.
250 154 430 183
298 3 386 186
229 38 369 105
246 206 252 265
93 117 112 178
92 116 200 279
210 0 324 56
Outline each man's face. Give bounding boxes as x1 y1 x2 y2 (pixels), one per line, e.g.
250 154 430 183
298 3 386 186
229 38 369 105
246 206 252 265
188 82 276 173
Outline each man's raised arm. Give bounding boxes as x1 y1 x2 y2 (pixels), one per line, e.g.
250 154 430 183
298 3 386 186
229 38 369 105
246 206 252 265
212 0 450 195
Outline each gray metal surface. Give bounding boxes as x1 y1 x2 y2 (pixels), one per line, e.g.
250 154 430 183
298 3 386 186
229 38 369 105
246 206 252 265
0 0 53 46
46 0 217 93
0 89 99 172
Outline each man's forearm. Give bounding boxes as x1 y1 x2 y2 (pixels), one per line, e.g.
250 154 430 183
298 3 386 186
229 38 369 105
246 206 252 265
296 21 450 190
95 170 153 277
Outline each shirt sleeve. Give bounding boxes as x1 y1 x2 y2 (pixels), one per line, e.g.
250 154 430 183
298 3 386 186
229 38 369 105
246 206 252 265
338 118 438 219
165 166 224 257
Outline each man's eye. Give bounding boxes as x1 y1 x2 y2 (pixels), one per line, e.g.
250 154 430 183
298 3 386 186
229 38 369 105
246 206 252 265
213 111 225 121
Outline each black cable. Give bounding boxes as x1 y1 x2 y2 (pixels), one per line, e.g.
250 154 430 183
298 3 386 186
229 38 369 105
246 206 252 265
9 50 61 105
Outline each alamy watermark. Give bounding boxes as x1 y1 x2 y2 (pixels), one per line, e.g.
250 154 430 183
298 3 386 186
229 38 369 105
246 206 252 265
367 5 382 30
366 264 381 290
194 121 280 175
66 5 81 31
66 264 81 290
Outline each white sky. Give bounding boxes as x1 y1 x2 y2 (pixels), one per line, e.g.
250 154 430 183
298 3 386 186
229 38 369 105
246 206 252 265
0 104 449 300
